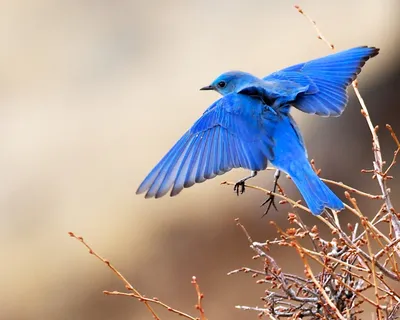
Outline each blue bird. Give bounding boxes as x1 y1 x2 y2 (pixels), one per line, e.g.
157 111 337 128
137 46 379 215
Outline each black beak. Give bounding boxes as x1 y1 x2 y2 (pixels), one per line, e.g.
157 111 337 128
200 85 214 91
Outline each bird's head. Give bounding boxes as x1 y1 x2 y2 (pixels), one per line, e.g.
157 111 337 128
200 71 258 96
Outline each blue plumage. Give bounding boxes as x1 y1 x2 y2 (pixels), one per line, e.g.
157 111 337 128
137 46 379 215
263 46 379 116
269 115 344 214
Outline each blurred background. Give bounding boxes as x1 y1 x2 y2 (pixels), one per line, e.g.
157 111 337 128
1 0 400 319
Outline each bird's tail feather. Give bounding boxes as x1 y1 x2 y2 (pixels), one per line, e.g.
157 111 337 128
289 163 344 215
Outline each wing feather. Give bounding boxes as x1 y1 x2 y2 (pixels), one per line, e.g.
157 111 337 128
137 93 278 198
263 46 379 116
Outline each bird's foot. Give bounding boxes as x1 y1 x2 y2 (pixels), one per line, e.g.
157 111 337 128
233 171 257 196
261 169 281 217
233 180 246 196
261 193 278 217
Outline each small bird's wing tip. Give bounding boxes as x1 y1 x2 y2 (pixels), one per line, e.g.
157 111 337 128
370 46 380 57
355 46 380 58
169 190 181 197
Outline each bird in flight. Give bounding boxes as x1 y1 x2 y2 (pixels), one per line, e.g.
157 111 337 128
136 46 379 215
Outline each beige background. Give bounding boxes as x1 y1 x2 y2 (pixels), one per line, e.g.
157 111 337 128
1 1 400 319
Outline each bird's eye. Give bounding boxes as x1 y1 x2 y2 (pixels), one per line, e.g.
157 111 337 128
217 81 226 88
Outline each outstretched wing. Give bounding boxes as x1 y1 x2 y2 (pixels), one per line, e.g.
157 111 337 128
263 46 379 116
136 93 278 198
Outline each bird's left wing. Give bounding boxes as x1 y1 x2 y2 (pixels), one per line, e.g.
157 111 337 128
137 93 279 198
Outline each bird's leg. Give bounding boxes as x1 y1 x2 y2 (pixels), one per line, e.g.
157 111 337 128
261 169 281 216
234 171 257 196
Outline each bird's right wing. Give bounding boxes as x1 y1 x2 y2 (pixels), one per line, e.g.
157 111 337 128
263 46 379 116
136 93 279 198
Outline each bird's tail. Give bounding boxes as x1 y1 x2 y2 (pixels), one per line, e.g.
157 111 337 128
289 162 344 215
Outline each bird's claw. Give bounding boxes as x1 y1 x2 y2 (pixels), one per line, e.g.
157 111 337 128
233 180 246 196
260 169 281 217
261 193 278 217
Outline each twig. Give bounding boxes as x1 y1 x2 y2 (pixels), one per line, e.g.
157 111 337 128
103 291 198 319
68 232 199 320
365 228 383 319
344 269 400 302
235 305 279 320
322 178 383 200
191 276 207 320
295 244 346 320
